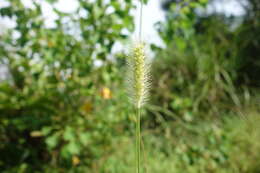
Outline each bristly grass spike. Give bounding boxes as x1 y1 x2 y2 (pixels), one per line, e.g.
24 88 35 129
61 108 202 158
125 0 151 172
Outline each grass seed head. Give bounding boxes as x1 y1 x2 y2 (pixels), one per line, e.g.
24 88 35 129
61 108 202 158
127 42 150 108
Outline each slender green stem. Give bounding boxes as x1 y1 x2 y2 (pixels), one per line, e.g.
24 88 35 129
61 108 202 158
136 107 141 173
139 0 143 40
136 0 143 172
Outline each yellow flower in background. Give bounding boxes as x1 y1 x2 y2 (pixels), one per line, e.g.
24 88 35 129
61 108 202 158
72 156 80 166
81 101 93 113
100 87 112 99
48 40 54 48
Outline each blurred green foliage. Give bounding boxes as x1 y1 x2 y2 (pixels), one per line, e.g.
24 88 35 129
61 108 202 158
96 111 260 173
0 0 260 172
151 0 259 120
0 0 134 172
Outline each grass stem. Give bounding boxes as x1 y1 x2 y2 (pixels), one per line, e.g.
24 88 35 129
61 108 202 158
136 107 141 173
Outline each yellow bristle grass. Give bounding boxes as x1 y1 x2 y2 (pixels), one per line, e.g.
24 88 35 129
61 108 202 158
126 42 150 109
125 41 151 173
126 1 149 173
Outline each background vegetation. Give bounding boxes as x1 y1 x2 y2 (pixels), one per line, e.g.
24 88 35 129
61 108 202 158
0 0 259 172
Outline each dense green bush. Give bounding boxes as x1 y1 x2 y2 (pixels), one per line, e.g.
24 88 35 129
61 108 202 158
0 0 134 172
150 0 260 122
152 16 240 119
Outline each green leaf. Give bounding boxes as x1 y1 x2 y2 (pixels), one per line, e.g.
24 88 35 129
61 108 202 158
79 132 91 145
143 0 148 5
46 133 59 149
63 126 76 141
41 126 52 136
66 141 81 155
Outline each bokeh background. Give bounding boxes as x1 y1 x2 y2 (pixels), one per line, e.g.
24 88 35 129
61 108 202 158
0 0 260 172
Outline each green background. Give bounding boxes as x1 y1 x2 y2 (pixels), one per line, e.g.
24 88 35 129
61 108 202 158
0 0 260 172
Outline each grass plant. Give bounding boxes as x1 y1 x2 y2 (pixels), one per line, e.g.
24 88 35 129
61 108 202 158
126 1 150 171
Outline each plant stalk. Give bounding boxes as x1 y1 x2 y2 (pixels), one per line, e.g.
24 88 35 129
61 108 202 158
139 0 143 40
136 0 143 172
136 107 141 173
